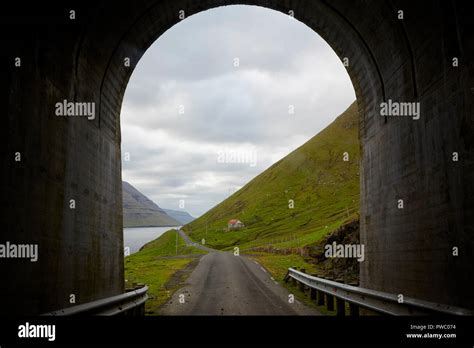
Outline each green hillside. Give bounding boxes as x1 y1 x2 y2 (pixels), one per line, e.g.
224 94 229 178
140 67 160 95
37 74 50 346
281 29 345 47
183 101 360 250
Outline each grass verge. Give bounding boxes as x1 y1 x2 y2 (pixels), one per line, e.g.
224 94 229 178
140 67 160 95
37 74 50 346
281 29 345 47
248 251 338 316
124 229 207 315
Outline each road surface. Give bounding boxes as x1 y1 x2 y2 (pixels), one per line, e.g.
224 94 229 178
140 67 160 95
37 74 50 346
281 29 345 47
160 231 319 315
177 229 215 253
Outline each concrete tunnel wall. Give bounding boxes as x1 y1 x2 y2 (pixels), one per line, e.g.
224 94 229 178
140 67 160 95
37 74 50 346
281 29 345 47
0 0 473 315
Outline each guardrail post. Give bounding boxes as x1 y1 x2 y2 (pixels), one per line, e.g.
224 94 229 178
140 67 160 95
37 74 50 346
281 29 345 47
336 298 345 316
326 294 334 311
349 302 359 316
317 290 325 305
310 288 316 300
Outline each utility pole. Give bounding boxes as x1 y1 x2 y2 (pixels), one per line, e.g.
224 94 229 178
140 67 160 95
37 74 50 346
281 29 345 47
176 229 178 255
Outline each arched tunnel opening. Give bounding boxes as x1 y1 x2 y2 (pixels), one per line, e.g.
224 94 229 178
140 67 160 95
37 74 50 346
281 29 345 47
0 0 473 322
120 4 360 315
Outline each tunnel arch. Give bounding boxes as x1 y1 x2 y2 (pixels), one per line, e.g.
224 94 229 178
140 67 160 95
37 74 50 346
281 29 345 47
2 0 473 315
81 0 392 141
77 0 474 310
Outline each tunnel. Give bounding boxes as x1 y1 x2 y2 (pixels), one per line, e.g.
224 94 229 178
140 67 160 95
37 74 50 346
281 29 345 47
0 0 473 315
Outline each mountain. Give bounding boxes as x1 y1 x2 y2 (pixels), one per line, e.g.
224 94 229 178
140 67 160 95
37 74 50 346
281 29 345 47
122 181 180 228
163 209 195 225
182 102 360 250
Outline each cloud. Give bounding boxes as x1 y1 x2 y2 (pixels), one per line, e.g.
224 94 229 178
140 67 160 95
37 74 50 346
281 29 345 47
121 5 355 217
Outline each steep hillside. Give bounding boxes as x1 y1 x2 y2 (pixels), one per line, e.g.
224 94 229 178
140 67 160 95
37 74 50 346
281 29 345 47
183 102 360 250
122 181 180 228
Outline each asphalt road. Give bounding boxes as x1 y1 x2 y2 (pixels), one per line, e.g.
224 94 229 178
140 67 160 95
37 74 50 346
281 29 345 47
160 232 320 315
177 229 215 253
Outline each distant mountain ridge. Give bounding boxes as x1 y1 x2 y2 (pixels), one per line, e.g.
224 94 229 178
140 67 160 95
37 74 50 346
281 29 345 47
122 181 180 228
163 209 195 224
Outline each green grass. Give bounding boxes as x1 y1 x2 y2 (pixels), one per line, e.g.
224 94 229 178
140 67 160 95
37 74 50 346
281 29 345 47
125 256 195 315
248 252 319 281
124 229 207 315
183 101 360 251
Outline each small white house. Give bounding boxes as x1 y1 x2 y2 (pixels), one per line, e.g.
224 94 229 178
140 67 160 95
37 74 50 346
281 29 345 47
228 219 245 230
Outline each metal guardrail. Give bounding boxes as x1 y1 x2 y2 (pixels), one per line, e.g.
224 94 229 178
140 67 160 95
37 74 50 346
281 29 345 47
285 268 474 316
42 285 148 316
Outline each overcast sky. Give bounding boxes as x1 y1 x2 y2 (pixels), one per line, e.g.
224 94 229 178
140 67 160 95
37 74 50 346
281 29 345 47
121 5 355 218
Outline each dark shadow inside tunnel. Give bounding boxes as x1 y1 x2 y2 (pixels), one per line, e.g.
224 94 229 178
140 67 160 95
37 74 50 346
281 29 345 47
1 0 473 316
